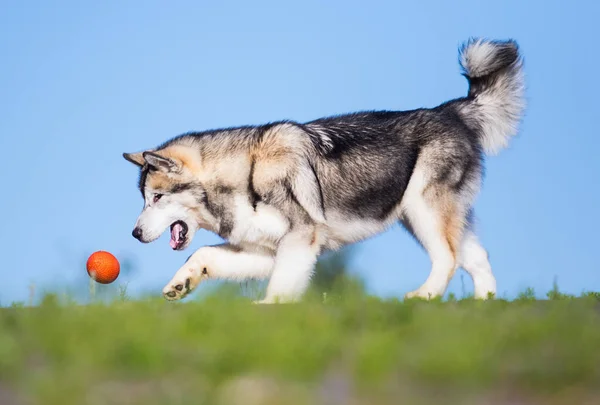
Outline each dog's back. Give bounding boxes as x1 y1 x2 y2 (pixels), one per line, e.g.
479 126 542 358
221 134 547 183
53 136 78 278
300 40 524 253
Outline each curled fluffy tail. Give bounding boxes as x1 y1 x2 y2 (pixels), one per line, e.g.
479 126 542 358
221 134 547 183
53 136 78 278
456 38 525 155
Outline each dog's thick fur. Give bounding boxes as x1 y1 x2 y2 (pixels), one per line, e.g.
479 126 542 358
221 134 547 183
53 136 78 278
124 38 525 303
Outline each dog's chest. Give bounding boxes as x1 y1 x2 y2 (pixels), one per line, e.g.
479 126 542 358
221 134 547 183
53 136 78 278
226 197 290 247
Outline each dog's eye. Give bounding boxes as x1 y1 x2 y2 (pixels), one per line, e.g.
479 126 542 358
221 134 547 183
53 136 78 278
202 267 208 275
153 194 163 203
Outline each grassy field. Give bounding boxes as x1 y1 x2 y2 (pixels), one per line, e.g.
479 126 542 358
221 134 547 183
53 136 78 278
1 281 600 405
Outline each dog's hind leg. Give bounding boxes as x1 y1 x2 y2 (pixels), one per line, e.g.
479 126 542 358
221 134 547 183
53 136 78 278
457 226 496 299
401 167 468 301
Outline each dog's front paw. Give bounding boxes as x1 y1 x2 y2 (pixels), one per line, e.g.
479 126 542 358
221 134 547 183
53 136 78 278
162 248 215 301
163 276 193 301
163 261 207 301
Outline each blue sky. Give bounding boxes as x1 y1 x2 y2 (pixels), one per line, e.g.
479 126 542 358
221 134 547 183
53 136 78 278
1 0 599 305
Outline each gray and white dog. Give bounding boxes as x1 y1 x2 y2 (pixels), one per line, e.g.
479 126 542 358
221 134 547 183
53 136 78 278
123 38 525 303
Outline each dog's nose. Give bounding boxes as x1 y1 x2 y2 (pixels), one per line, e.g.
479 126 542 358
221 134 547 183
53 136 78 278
132 227 143 241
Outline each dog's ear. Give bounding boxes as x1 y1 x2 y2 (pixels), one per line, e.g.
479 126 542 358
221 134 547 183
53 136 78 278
142 151 180 173
123 152 146 167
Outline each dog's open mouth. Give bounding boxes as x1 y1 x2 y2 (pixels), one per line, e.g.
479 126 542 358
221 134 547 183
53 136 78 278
169 221 188 250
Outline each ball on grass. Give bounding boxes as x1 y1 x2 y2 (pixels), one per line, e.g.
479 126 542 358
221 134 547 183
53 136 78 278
86 251 120 284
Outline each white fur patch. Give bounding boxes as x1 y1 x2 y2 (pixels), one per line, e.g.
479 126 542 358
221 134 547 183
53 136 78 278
463 76 525 155
228 195 290 249
460 39 500 78
307 127 335 152
322 211 396 250
193 244 274 281
458 230 496 299
260 230 319 303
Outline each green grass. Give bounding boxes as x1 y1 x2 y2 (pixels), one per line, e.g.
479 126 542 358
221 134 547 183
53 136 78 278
1 286 600 405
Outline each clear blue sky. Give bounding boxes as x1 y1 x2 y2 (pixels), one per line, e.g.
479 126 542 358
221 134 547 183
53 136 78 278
1 0 599 305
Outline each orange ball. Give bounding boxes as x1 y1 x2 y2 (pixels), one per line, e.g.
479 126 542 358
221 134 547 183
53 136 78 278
86 251 120 284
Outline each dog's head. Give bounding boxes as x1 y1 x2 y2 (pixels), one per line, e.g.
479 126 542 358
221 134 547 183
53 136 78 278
123 147 215 251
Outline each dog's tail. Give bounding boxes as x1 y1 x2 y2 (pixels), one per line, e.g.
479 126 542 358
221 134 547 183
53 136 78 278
455 38 525 155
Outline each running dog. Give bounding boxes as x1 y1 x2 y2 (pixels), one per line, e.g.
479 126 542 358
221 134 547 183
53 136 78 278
123 38 525 303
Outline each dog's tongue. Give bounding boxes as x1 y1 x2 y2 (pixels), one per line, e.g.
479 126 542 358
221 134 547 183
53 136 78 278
170 223 183 249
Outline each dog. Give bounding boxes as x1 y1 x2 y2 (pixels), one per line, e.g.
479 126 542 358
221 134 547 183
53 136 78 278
123 38 525 303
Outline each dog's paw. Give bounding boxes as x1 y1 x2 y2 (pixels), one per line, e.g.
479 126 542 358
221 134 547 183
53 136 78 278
252 295 298 304
404 288 439 301
252 298 276 305
162 252 211 301
163 276 193 301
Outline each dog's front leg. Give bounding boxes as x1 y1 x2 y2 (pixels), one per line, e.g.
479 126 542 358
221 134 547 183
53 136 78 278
162 243 275 301
257 228 320 304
